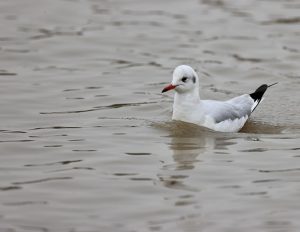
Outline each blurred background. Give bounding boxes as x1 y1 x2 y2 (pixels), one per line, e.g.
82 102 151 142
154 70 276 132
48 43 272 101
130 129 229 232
0 0 300 231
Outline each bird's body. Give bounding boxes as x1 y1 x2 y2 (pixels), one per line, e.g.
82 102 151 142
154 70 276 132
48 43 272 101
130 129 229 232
162 65 276 132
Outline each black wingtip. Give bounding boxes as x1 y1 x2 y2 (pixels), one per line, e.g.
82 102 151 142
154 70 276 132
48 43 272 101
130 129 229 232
250 84 268 101
268 82 278 88
249 82 278 101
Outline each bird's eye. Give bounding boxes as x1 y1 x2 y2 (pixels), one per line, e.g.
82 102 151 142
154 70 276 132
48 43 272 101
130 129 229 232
181 77 188 82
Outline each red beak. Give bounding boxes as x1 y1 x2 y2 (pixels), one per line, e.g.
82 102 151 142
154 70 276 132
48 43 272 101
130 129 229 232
162 84 176 93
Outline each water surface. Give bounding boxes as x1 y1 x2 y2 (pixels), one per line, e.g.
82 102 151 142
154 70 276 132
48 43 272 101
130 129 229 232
0 0 300 231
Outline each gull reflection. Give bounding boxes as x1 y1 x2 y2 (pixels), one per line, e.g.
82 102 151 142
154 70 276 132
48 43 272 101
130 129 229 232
156 121 237 192
167 121 218 170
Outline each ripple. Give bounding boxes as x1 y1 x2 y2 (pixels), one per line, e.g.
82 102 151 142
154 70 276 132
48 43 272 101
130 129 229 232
49 167 94 172
25 159 82 167
259 168 300 173
0 186 22 191
34 66 82 72
252 179 280 183
0 139 34 143
3 48 31 53
130 177 153 181
232 54 265 63
72 149 97 152
85 86 103 90
240 148 268 152
219 185 241 189
203 60 223 64
0 37 13 41
12 177 72 185
113 173 138 176
19 225 49 232
240 191 268 196
44 145 63 148
63 88 81 92
30 27 83 40
68 139 85 142
0 70 17 76
94 94 108 98
209 87 233 95
109 58 163 69
4 201 47 206
175 200 196 206
262 17 300 25
0 130 27 134
101 102 156 109
125 152 152 156
65 97 84 100
283 46 299 53
40 109 97 114
40 101 157 115
30 126 81 130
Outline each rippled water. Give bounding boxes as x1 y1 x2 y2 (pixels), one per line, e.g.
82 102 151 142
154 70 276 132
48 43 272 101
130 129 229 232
0 0 300 231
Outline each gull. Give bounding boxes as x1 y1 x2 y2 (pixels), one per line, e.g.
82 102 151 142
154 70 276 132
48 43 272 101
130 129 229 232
162 65 277 132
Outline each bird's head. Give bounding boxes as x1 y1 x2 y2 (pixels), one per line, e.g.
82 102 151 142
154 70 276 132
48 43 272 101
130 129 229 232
162 65 199 94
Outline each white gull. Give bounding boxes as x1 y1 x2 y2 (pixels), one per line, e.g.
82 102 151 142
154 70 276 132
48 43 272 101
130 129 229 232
162 65 277 132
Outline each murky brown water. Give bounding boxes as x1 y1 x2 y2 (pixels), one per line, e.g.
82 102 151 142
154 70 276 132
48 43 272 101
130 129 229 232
0 0 300 231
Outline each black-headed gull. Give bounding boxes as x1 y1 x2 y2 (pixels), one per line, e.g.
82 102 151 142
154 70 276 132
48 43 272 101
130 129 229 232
162 65 277 132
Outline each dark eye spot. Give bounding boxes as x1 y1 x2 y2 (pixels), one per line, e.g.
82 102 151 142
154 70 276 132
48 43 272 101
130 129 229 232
181 77 188 82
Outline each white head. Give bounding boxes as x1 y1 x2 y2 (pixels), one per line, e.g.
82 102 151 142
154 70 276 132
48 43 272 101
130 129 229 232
162 65 199 94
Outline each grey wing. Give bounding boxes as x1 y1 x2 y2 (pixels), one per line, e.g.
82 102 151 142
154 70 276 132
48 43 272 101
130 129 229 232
212 104 250 123
203 95 253 123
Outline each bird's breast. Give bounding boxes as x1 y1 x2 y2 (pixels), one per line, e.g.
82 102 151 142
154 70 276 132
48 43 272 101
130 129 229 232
172 101 204 124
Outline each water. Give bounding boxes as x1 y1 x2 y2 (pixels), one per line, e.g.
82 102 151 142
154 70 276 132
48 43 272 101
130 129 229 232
0 0 300 231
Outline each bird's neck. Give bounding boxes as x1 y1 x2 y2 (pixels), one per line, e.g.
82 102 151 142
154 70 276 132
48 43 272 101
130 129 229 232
172 89 201 122
174 88 200 106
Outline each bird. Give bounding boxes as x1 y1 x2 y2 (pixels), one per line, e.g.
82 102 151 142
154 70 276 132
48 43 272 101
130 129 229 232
162 65 277 132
